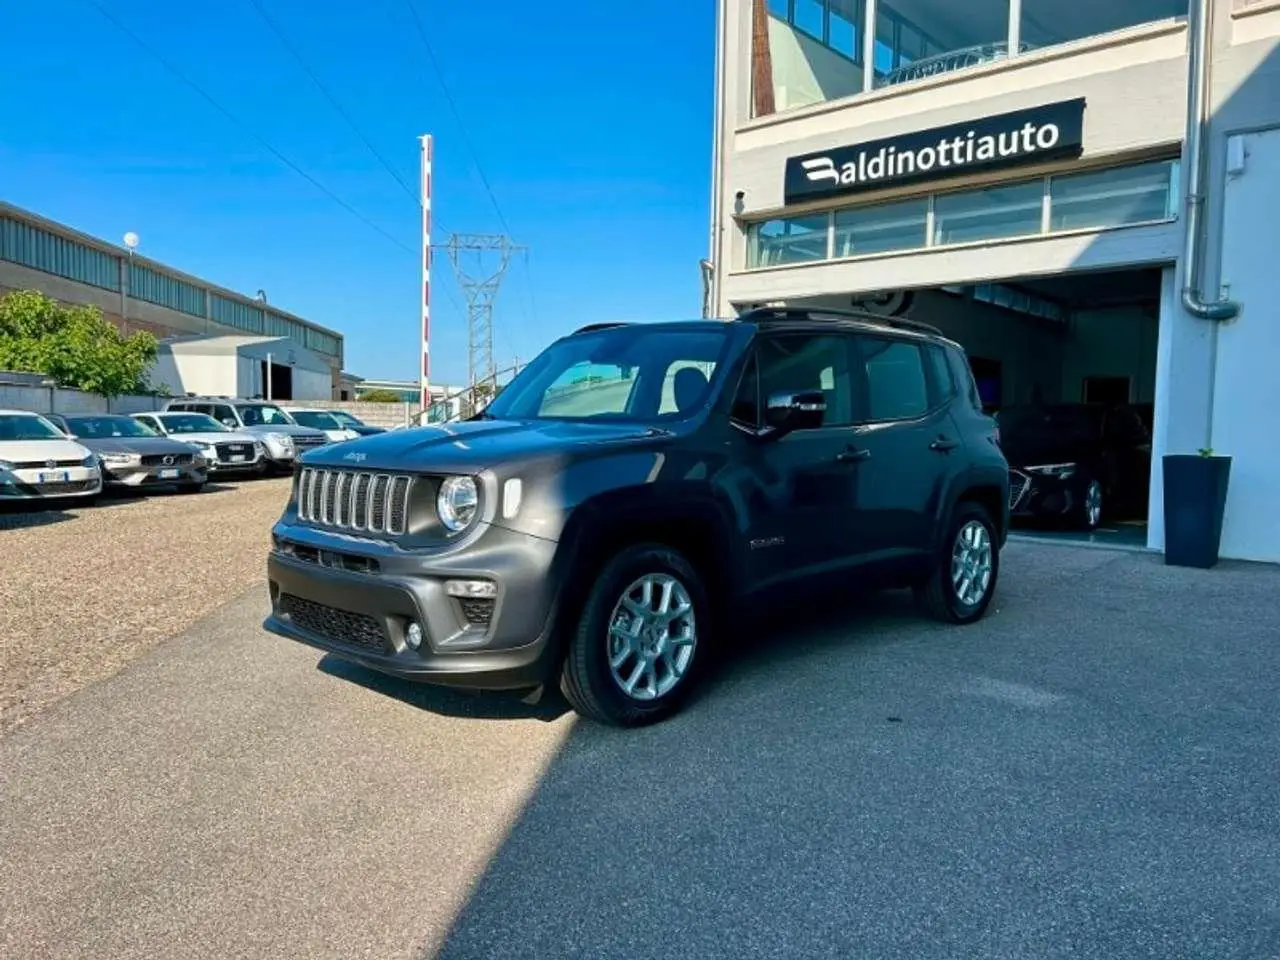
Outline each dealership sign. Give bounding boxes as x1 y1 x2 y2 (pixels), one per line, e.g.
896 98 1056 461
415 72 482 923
783 98 1086 205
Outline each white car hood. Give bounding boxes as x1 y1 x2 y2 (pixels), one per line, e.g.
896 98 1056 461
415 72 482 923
167 431 259 445
0 438 91 463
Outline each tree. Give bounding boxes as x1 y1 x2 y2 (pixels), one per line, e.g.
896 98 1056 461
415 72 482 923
357 388 405 403
0 289 159 397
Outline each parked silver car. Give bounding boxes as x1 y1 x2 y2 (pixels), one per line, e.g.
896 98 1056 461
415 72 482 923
162 398 328 474
133 411 267 478
46 414 208 493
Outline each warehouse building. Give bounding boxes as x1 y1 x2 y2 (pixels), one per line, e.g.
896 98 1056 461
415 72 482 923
709 0 1280 563
0 200 344 400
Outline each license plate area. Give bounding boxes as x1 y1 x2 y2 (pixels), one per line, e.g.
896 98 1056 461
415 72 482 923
158 468 180 479
38 471 70 483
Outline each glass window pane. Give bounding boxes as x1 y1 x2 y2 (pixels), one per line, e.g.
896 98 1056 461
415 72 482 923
829 8 857 59
833 197 928 257
749 215 830 268
767 0 789 17
861 338 929 421
1021 0 1187 51
1049 161 1176 231
873 1 1011 89
759 335 857 427
933 182 1044 246
794 0 824 38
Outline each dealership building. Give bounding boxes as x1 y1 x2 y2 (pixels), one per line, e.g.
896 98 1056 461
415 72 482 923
709 0 1280 563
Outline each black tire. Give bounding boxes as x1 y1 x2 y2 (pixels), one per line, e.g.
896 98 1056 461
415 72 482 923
915 500 1000 625
559 543 710 728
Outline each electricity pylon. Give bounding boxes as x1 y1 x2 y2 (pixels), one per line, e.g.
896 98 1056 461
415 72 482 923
442 233 522 392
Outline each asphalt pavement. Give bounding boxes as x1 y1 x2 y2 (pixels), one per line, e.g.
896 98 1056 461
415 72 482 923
3 541 1279 960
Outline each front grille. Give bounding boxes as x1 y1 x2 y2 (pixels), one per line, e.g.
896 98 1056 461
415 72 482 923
1009 470 1031 510
141 453 194 466
13 458 83 469
278 594 385 652
215 442 254 459
20 479 97 495
459 597 495 627
296 467 413 535
293 435 328 451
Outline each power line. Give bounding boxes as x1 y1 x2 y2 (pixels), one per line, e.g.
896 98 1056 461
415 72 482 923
83 0 418 258
402 0 514 237
245 0 421 206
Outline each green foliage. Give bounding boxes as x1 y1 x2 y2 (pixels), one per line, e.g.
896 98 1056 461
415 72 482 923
1198 447 1214 457
0 289 158 397
357 388 405 403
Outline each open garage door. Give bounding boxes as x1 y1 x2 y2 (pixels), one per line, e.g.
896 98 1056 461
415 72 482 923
787 266 1165 549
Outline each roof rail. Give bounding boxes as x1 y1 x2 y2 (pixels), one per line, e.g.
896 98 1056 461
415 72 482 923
738 305 944 339
572 321 632 335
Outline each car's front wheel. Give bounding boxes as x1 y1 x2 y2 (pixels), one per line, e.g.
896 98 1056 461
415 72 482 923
915 501 1000 624
560 543 708 727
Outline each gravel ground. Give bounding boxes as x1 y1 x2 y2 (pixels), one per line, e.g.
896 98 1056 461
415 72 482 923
0 478 292 736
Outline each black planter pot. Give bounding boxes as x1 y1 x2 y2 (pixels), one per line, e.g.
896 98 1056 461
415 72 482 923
1162 454 1231 568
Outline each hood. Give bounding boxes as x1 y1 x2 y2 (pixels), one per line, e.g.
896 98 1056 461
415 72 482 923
0 438 92 464
167 431 259 446
300 418 671 473
75 436 201 456
242 424 328 439
1002 433 1100 469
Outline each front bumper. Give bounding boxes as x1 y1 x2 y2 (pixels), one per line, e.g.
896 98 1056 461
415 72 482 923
1009 468 1078 520
263 522 561 691
102 462 207 487
0 465 102 499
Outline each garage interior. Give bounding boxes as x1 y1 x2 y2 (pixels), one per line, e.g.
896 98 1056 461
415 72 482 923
789 266 1164 548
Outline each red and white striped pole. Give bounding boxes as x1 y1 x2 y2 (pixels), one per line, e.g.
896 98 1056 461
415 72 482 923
419 133 433 422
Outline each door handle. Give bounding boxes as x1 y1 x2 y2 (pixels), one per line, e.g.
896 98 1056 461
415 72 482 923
836 446 871 464
929 437 960 453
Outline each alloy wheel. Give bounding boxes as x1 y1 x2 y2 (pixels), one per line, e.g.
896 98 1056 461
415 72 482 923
606 573 697 701
951 520 994 608
1085 480 1103 529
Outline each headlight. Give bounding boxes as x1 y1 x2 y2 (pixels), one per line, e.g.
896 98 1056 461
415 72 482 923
437 476 479 532
263 432 294 450
100 453 140 466
253 441 265 455
1026 463 1076 479
80 454 99 469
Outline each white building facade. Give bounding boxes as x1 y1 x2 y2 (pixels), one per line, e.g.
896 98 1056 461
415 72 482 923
710 0 1280 564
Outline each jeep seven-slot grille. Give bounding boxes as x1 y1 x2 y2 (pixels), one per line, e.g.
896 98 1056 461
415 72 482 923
296 467 412 534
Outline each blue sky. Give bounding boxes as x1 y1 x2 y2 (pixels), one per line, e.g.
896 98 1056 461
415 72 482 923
0 0 716 386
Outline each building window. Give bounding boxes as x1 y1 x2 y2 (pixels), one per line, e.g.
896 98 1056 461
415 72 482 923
744 158 1179 271
1021 0 1188 53
932 181 1045 246
748 214 830 267
755 0 867 115
834 197 928 256
1048 160 1180 232
873 1 1012 90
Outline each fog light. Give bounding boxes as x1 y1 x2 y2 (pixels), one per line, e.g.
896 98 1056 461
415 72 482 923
445 579 497 599
406 621 424 650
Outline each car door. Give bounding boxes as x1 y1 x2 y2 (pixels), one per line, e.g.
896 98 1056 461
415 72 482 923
728 331 866 590
844 334 959 562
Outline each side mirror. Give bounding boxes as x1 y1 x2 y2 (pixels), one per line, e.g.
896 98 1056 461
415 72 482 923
762 389 826 437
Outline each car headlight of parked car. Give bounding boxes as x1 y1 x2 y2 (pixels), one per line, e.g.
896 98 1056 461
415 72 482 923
262 432 294 454
437 476 479 532
1026 463 1076 479
81 453 101 470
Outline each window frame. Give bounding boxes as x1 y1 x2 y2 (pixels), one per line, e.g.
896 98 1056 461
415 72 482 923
730 331 863 433
850 333 949 425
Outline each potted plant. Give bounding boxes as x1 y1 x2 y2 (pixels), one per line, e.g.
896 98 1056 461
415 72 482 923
1162 447 1232 568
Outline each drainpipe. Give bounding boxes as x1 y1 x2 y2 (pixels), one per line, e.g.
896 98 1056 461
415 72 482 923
1181 0 1240 321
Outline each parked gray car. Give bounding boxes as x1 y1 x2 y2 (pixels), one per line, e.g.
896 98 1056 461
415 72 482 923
133 411 267 478
162 397 329 474
47 413 208 493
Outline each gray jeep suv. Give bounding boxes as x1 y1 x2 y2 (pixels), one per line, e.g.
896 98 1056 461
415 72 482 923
264 308 1010 727
163 397 329 474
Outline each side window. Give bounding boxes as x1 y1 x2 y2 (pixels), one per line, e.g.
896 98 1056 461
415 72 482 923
730 355 759 427
925 344 955 405
757 334 856 427
859 337 929 422
944 345 983 411
212 405 237 426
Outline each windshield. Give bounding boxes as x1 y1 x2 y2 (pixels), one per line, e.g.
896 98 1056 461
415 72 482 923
483 325 730 422
289 411 340 430
238 404 293 426
998 405 1102 443
159 413 228 434
0 414 65 441
329 410 362 427
65 416 159 439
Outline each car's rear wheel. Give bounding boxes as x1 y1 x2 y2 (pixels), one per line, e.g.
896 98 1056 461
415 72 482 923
1073 478 1104 530
915 501 1000 625
560 543 708 727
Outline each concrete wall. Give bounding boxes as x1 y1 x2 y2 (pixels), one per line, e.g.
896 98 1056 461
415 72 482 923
1061 307 1160 403
0 382 165 416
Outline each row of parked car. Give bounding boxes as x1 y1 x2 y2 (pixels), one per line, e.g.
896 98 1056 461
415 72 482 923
0 396 385 505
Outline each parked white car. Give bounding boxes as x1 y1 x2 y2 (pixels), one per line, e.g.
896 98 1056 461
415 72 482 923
132 411 267 477
0 409 103 502
279 407 360 443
